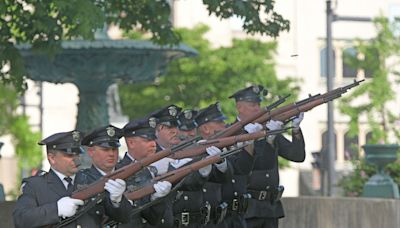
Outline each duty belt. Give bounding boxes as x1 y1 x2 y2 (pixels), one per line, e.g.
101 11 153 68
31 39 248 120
174 202 211 227
229 193 251 215
248 186 284 203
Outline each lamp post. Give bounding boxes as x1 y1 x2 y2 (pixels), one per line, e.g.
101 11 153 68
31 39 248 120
325 0 371 196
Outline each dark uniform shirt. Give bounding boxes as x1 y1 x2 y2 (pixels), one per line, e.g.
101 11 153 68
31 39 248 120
13 168 130 228
116 153 173 228
245 131 305 220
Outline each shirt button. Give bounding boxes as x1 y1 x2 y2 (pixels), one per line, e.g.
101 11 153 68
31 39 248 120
96 211 100 215
266 173 270 178
203 188 207 192
234 192 238 196
184 196 189 200
266 186 270 190
161 219 165 223
232 179 236 183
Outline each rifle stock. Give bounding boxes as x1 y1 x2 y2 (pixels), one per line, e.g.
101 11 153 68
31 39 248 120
70 136 200 200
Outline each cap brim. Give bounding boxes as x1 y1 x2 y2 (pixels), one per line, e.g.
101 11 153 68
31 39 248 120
213 115 228 122
96 141 121 148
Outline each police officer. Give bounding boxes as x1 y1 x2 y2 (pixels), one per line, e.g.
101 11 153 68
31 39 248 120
170 108 212 228
77 125 132 225
13 130 126 227
149 104 182 175
117 117 173 228
196 102 255 228
150 106 216 227
229 85 305 228
177 109 199 140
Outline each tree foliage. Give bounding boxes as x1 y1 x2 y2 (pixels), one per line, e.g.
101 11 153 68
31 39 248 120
0 0 289 93
339 17 400 144
0 84 42 177
338 17 400 196
119 25 299 122
119 25 299 168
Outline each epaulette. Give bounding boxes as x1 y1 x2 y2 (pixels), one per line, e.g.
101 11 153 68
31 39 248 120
35 170 47 176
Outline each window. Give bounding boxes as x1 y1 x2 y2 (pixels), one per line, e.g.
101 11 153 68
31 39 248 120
366 132 373 144
320 47 336 77
321 131 337 160
344 132 359 160
342 47 358 78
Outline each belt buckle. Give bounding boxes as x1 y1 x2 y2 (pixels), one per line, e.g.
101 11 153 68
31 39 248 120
258 190 267 200
181 212 190 226
232 199 239 211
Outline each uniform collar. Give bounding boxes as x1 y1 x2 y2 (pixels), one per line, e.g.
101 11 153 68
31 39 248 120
93 165 114 176
51 167 75 182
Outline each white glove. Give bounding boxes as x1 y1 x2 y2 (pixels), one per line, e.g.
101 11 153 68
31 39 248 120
170 158 193 169
206 146 222 156
265 120 283 131
292 112 304 129
151 181 172 201
265 120 283 142
57 197 84 218
244 123 263 133
105 179 126 203
198 164 212 177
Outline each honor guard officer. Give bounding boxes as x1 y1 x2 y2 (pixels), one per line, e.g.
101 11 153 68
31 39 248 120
152 104 183 151
177 109 199 140
149 104 183 175
229 85 306 228
170 108 214 228
150 105 215 227
76 125 132 225
196 102 255 228
117 117 173 228
13 131 86 228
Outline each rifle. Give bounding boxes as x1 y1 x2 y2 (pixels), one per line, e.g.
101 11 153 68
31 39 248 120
210 94 290 139
253 79 364 124
170 127 291 159
104 142 255 227
65 136 200 201
44 136 202 228
125 141 252 201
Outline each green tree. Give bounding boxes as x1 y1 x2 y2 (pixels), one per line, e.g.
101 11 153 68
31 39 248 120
1 0 289 93
0 84 42 179
119 25 299 122
119 25 300 168
339 17 400 144
338 17 400 196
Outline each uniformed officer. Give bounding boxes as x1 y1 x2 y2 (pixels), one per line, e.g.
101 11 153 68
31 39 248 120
117 117 173 228
229 85 306 228
149 106 216 227
13 130 92 227
77 125 132 226
196 102 255 228
177 109 199 140
171 108 213 228
149 104 183 175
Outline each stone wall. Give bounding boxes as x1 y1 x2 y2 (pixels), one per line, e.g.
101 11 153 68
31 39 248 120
3 197 400 228
280 197 400 228
0 201 15 228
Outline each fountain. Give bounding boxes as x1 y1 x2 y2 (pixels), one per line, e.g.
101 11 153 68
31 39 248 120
361 144 399 198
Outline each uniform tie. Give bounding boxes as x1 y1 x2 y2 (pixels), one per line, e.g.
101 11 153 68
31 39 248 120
64 176 74 194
